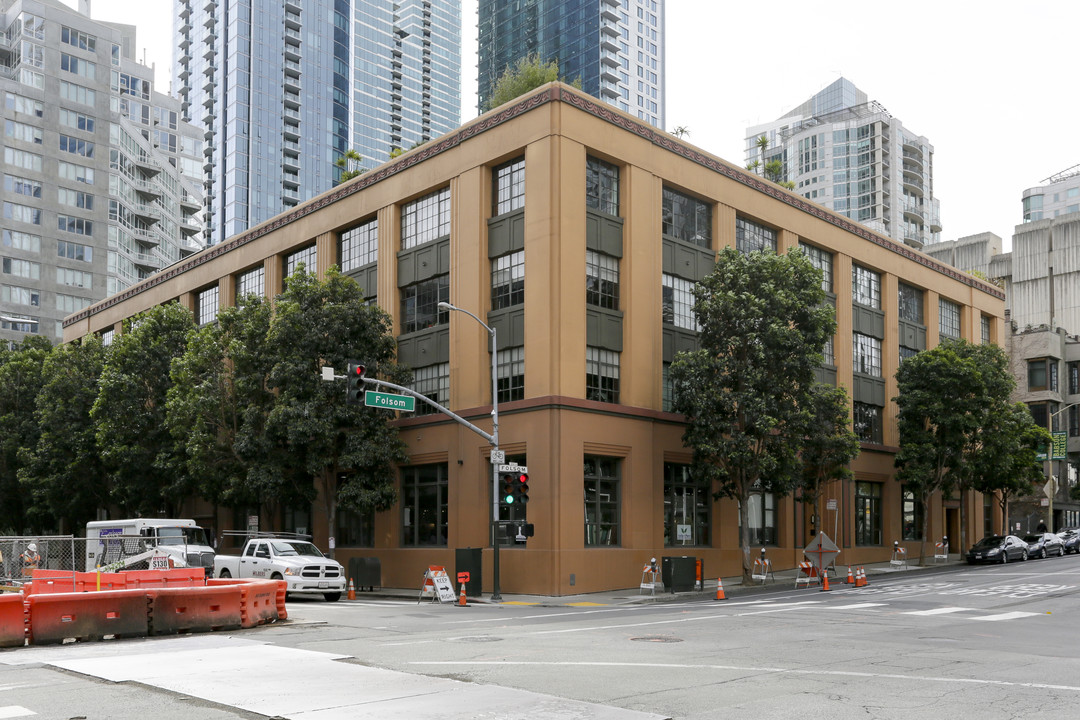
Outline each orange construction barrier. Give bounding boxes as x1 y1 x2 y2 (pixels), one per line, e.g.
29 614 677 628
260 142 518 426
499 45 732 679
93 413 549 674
714 577 726 601
27 589 148 645
147 585 243 636
123 568 206 588
0 594 27 648
233 579 286 628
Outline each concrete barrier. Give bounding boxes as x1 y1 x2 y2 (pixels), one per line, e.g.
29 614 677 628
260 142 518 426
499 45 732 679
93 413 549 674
27 589 149 645
147 585 242 635
0 594 27 648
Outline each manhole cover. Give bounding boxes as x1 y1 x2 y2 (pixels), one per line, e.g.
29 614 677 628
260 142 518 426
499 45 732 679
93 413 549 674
451 636 503 643
630 636 682 643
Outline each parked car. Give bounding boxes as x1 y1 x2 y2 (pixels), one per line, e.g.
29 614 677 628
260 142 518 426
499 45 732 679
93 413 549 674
1057 529 1080 554
966 535 1028 564
214 536 346 601
1022 532 1065 559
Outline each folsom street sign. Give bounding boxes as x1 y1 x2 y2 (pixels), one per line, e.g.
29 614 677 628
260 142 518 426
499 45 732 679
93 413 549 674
365 390 415 412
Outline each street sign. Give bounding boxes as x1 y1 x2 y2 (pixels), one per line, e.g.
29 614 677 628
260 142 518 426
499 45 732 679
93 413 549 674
1044 477 1058 498
497 464 528 473
803 532 840 573
365 390 415 412
490 450 505 464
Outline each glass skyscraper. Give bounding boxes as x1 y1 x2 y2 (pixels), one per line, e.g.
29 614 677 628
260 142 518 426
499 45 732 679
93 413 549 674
477 0 664 128
174 0 461 246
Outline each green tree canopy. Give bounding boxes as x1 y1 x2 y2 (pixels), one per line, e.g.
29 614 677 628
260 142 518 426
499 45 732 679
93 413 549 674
671 247 835 584
798 384 860 538
334 149 365 184
0 336 52 533
92 303 194 516
19 337 107 533
969 400 1049 534
485 54 581 111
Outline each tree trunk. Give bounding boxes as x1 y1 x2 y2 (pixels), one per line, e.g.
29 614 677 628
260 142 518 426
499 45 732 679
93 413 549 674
739 492 754 586
918 495 930 566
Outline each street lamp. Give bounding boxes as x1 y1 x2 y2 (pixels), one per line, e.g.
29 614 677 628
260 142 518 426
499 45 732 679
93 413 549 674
1046 402 1079 533
438 301 503 601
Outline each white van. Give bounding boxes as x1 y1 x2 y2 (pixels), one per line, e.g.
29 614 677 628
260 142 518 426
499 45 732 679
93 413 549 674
85 518 215 573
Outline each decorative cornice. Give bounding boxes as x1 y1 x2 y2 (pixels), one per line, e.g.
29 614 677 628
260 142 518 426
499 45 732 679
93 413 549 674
66 83 1000 329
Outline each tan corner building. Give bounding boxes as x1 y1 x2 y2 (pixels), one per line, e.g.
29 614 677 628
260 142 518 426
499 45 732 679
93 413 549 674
65 84 1006 595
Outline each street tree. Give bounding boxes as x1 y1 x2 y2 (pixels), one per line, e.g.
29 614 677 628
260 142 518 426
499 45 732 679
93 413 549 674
798 384 860 539
894 339 1017 563
18 337 108 533
167 295 277 517
671 247 835 584
92 303 194 516
335 149 365 184
485 54 581 111
970 401 1049 534
264 266 409 557
0 336 52 533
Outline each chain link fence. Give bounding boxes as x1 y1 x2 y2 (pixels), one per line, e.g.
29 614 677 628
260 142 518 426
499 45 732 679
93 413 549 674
1 536 79 589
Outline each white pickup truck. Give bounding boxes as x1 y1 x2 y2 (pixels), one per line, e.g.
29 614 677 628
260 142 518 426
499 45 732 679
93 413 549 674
213 537 346 602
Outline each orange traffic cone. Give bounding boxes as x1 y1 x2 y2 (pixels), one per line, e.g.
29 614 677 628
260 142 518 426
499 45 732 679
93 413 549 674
347 578 356 601
856 567 866 588
715 577 726 601
860 566 870 587
845 566 855 584
458 582 468 607
821 573 831 592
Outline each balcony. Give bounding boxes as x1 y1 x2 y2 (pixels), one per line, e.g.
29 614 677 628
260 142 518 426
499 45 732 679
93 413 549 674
284 27 301 45
179 217 202 235
282 124 300 141
283 90 301 109
283 107 301 123
180 193 201 211
285 11 301 30
284 0 300 13
283 74 300 93
133 203 161 223
284 59 301 77
134 154 161 175
134 177 162 198
133 251 161 270
284 43 300 62
282 172 300 189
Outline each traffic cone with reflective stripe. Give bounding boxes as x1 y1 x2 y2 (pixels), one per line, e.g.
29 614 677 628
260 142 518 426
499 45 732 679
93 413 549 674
821 573 831 592
845 566 855 584
347 578 355 601
855 567 865 588
860 566 870 587
458 582 468 607
715 577 726 601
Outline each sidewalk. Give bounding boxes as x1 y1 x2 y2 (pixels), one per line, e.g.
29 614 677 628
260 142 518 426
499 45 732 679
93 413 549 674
346 554 968 607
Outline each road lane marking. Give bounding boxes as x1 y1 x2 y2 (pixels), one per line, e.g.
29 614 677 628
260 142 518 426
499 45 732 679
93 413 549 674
904 607 973 616
824 603 887 610
410 660 1080 693
971 611 1041 622
0 707 35 719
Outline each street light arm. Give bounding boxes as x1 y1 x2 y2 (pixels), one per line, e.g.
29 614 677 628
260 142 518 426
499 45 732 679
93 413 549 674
438 302 492 336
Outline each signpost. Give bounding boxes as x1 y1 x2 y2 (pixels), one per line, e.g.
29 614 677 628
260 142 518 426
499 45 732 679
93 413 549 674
365 390 415 412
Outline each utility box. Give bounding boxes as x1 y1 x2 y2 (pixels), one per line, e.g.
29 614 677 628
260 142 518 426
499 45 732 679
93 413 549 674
455 547 483 596
348 557 381 591
662 555 697 593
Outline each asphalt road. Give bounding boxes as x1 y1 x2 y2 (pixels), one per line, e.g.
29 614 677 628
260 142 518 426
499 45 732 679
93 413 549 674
3 555 1080 719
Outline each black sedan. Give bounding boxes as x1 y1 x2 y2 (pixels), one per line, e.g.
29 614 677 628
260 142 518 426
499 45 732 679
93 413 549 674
1058 529 1080 554
966 535 1028 564
1023 532 1065 559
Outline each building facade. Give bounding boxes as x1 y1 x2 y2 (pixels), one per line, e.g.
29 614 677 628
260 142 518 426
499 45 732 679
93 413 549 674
477 0 663 128
65 83 1004 595
1 0 204 345
1022 164 1080 223
746 78 941 250
174 0 461 246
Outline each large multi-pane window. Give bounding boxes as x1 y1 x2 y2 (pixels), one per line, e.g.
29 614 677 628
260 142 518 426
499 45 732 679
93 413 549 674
939 298 961 339
2 230 39 253
855 481 882 546
822 336 835 365
339 218 378 271
401 276 449 333
491 251 524 309
235 266 264 301
1070 361 1080 396
853 402 883 444
1028 358 1057 392
57 215 91 235
662 274 698 330
898 283 923 323
981 315 991 344
902 487 924 540
1070 405 1080 438
799 242 832 292
586 346 620 403
411 363 449 416
743 490 776 546
664 463 710 547
4 174 41 199
852 265 880 307
57 240 92 262
585 251 619 309
493 156 525 215
2 258 40 280
1 284 39 307
662 187 711 247
401 463 449 547
5 202 41 225
197 286 219 326
853 333 882 376
402 187 451 249
285 244 316 276
584 456 620 546
735 216 777 254
585 156 619 216
496 347 524 403
336 504 375 547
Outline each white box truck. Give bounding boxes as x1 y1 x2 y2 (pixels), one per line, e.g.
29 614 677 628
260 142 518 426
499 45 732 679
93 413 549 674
85 518 216 573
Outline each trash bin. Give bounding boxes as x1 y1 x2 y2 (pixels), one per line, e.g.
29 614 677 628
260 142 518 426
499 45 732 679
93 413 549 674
348 557 381 591
455 547 483 596
661 555 696 593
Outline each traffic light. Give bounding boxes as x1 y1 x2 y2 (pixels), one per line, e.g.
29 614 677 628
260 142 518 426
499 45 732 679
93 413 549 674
514 471 529 504
501 472 517 505
346 361 366 404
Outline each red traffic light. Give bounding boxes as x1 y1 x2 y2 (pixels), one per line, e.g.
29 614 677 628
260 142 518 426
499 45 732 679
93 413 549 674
350 363 366 378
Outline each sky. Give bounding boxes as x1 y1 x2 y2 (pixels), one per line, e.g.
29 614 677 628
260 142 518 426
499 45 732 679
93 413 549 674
67 0 1080 252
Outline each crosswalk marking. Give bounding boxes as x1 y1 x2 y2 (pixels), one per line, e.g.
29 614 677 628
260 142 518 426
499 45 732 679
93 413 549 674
0 707 35 719
825 603 887 610
904 607 973 616
970 611 1041 622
